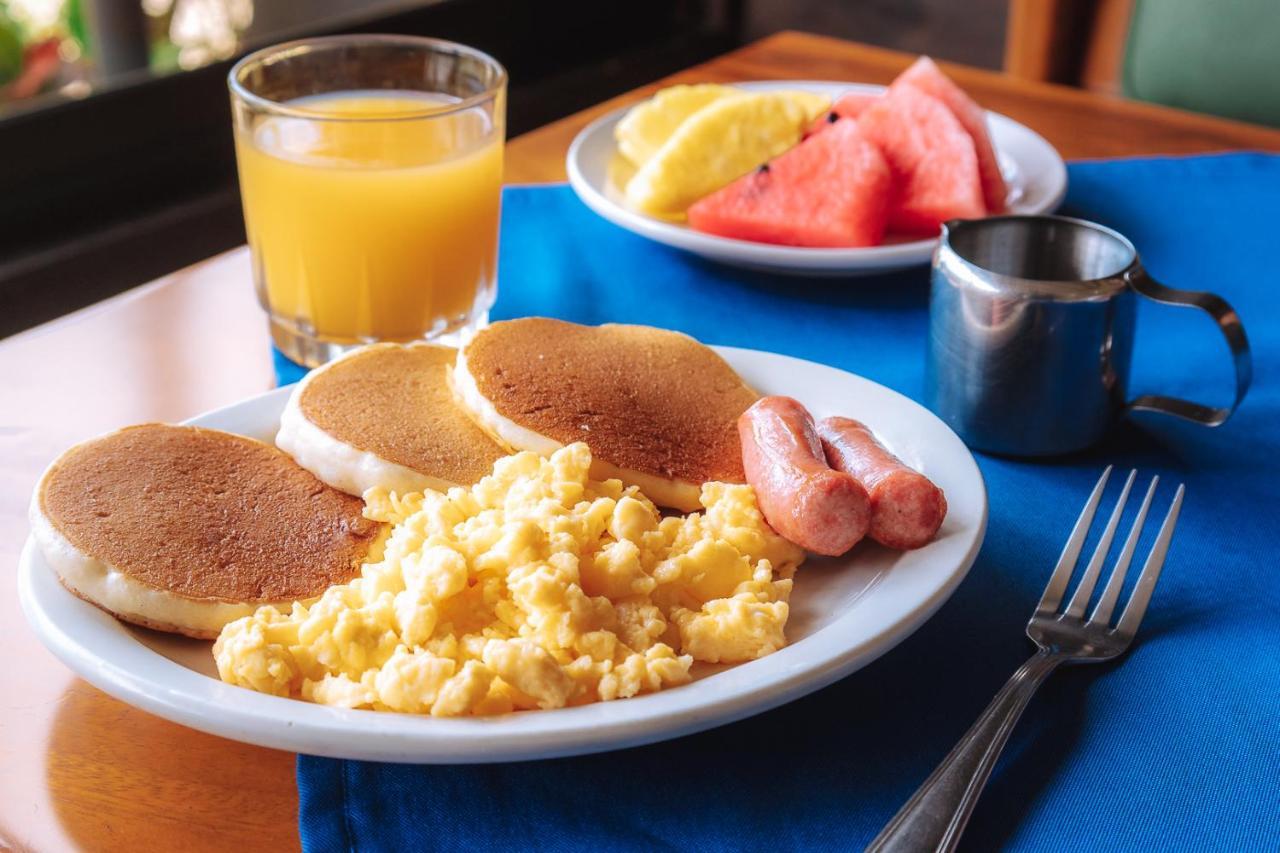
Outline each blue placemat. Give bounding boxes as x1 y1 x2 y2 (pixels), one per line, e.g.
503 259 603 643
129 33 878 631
290 155 1279 852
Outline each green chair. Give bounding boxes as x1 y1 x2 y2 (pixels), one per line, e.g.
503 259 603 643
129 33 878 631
1123 0 1280 128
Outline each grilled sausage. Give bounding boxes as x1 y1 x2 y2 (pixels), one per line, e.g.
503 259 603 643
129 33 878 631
738 397 871 556
817 416 947 550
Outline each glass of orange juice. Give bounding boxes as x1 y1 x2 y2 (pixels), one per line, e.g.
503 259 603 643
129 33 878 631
228 36 506 366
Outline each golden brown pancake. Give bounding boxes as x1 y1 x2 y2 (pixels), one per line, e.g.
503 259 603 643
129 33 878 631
277 343 506 496
31 423 381 638
454 318 759 510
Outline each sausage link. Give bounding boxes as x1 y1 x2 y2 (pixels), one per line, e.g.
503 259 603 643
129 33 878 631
738 397 870 556
816 416 947 550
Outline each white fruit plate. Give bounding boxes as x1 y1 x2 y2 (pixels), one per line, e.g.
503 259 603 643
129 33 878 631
566 80 1067 276
19 347 986 763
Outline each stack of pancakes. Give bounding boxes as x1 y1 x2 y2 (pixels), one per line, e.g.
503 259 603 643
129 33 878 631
276 342 506 496
31 424 381 638
31 318 759 638
279 320 758 511
453 318 758 510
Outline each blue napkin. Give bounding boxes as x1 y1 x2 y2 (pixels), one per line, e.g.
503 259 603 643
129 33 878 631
292 155 1279 851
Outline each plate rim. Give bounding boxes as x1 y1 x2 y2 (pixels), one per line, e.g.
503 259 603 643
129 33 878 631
565 79 1067 274
18 346 988 763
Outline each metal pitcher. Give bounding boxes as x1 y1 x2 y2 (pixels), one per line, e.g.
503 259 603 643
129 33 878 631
925 215 1251 456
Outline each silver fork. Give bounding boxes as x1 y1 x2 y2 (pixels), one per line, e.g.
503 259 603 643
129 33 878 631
867 467 1185 853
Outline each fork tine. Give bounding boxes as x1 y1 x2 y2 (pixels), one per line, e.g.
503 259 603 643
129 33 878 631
1036 466 1112 617
1064 470 1136 618
1115 484 1185 639
1091 476 1158 625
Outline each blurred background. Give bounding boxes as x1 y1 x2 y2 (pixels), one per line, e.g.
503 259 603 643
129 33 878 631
1 0 1276 337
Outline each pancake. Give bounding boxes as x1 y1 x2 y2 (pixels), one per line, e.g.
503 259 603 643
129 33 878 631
30 423 381 639
277 343 506 497
454 318 759 511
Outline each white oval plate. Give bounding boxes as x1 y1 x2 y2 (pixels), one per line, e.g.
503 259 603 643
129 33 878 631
567 80 1067 276
19 347 986 763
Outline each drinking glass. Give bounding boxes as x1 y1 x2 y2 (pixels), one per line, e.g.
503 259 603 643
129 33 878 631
229 35 507 367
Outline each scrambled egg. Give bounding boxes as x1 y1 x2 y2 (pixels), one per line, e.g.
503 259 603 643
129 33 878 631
214 443 803 716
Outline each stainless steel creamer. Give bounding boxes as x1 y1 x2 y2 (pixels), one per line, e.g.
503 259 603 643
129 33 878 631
925 215 1250 456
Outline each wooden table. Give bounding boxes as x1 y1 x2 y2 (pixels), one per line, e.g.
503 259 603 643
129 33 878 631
3 31 1278 852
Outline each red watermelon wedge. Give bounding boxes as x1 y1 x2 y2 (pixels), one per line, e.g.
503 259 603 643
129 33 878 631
892 56 1007 212
857 85 984 235
806 91 881 137
688 118 891 248
831 91 880 120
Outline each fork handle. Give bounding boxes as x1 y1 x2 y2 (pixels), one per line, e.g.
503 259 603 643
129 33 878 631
866 649 1063 853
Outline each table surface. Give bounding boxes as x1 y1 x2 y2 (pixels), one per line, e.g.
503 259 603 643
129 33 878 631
4 31 1280 852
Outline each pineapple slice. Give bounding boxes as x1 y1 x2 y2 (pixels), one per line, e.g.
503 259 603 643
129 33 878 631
624 90 830 221
614 84 738 168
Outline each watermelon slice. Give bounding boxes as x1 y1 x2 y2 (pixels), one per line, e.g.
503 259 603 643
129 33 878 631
857 85 984 235
688 118 891 248
805 91 881 137
892 56 1007 212
831 91 880 120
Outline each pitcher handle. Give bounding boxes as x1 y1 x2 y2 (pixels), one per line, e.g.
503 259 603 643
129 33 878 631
1124 271 1252 426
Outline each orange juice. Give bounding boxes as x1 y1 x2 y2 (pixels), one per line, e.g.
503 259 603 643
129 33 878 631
234 91 503 345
